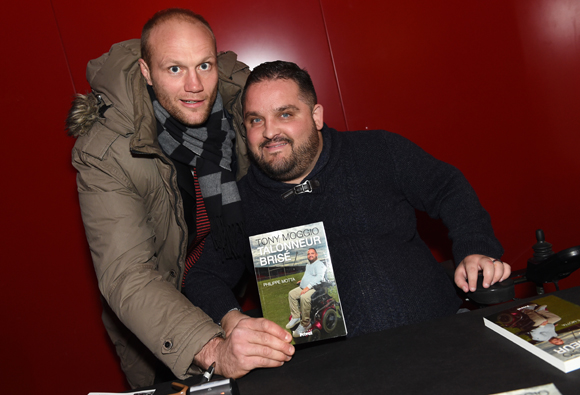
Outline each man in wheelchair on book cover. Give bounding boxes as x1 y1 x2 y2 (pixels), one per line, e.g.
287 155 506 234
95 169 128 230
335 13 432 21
286 248 340 340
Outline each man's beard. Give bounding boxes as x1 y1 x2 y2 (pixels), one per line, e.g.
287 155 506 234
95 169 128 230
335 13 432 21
250 123 320 182
153 84 218 128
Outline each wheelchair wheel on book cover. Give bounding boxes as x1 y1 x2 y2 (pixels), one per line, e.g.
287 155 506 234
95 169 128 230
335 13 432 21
497 312 516 327
308 328 322 342
322 308 338 333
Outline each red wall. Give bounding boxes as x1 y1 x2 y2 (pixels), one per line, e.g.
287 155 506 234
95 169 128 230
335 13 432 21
2 1 578 393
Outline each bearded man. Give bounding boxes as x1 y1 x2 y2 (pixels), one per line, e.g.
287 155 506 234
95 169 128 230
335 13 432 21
187 60 511 341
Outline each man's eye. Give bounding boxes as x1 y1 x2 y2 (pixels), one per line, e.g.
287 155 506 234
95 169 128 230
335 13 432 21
281 113 291 118
200 63 210 71
251 118 262 124
169 66 180 73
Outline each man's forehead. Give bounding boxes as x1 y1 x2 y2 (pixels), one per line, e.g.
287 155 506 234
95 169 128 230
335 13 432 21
254 78 299 94
148 18 216 58
245 79 303 110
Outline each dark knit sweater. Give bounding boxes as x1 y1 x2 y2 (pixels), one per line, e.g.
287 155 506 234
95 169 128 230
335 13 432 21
186 126 503 337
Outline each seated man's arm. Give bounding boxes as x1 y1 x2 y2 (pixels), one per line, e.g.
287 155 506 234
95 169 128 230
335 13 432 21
387 133 508 291
183 233 247 325
306 261 327 289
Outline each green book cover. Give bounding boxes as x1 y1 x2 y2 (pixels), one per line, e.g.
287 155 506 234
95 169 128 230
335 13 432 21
249 221 347 344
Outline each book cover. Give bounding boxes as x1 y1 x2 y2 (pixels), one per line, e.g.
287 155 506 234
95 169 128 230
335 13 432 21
249 221 347 344
484 295 580 373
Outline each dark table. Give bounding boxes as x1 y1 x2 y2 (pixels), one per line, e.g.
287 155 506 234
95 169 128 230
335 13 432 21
158 287 580 395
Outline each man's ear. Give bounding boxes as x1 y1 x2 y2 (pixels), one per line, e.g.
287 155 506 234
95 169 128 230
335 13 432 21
312 104 324 130
138 59 153 85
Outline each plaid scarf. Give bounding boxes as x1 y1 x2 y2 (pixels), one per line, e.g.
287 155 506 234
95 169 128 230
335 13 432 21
148 86 244 258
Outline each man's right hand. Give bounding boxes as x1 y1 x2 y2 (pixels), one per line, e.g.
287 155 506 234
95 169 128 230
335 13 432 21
194 313 294 379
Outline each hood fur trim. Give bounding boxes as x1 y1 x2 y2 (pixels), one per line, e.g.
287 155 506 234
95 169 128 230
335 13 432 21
66 93 101 137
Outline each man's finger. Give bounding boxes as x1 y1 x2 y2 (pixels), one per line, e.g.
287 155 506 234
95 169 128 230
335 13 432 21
465 257 481 292
454 265 469 293
237 317 293 342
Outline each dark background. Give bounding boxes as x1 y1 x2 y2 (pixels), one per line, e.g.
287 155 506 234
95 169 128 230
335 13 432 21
2 1 579 393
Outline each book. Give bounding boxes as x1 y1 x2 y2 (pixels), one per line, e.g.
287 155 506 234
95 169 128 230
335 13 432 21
484 295 580 373
249 221 347 344
490 383 562 395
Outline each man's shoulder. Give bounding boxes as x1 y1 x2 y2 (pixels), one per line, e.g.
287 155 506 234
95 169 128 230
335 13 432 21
327 127 413 155
73 122 131 162
72 125 162 191
335 127 404 142
314 259 326 268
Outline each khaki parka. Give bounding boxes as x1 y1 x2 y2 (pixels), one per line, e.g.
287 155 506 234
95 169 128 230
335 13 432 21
68 39 249 388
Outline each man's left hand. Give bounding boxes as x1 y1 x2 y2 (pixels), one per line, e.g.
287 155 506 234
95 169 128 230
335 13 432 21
454 254 511 293
194 316 294 379
300 286 310 295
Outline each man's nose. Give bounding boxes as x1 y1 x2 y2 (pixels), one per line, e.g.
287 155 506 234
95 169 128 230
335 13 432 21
184 71 203 92
262 119 281 140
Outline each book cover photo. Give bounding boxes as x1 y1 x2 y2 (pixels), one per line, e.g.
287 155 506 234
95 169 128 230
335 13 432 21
484 295 580 373
249 222 347 344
